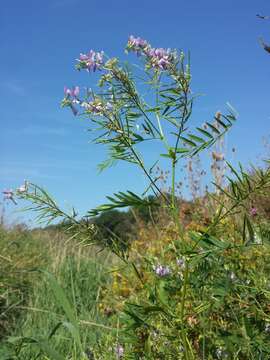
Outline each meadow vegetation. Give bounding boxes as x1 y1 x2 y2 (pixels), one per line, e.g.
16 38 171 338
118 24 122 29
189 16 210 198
1 35 270 359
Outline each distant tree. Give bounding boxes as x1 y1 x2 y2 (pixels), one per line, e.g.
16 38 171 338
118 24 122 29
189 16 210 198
131 195 160 223
93 209 135 251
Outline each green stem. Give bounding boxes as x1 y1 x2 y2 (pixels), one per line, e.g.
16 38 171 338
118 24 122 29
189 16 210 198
171 159 176 210
170 159 191 358
128 142 170 205
170 158 184 239
180 262 193 360
180 263 189 321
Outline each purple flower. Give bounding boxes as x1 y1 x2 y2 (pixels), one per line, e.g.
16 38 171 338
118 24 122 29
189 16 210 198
77 50 104 72
153 264 171 277
115 344 124 358
64 86 79 98
127 35 149 54
126 35 175 70
250 206 258 217
145 47 173 70
2 189 17 204
63 86 80 115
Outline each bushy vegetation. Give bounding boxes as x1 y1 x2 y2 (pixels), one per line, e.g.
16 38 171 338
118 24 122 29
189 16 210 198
2 35 270 359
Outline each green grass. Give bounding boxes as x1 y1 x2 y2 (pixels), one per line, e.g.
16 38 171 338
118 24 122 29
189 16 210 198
0 226 48 341
1 197 270 359
0 226 115 359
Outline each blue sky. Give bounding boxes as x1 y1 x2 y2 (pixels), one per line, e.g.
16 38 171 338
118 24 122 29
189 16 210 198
1 0 269 226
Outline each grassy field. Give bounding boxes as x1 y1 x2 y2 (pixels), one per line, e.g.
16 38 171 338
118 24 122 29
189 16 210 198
0 225 116 359
1 191 270 359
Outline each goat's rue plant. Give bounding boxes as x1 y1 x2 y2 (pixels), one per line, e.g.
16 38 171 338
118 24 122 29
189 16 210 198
6 36 270 359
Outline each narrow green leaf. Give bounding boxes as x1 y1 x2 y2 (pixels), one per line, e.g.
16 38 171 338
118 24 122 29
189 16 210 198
176 148 190 154
206 122 221 134
188 134 205 143
160 153 173 158
215 117 228 129
180 137 197 147
43 272 77 326
196 127 213 139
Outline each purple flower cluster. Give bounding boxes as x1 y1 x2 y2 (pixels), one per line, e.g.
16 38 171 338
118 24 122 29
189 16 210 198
127 35 174 71
115 344 124 358
145 47 173 70
250 206 258 217
153 264 171 277
77 50 104 72
64 86 79 98
127 35 149 53
63 84 114 117
63 86 80 115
